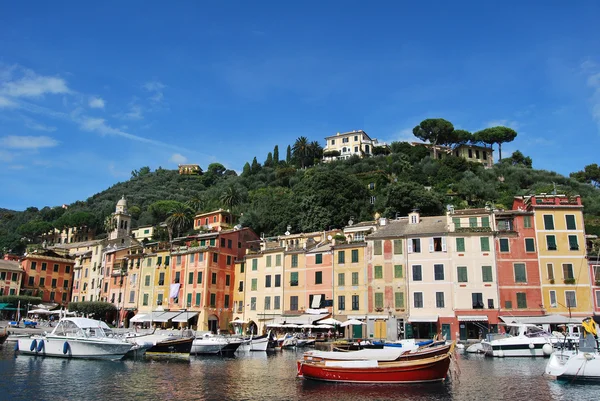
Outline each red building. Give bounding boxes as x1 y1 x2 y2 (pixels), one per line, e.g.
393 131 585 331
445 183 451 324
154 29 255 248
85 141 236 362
170 224 259 332
20 249 75 306
495 205 544 319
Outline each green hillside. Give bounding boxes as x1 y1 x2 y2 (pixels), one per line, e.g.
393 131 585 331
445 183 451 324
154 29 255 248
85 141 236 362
2 135 600 256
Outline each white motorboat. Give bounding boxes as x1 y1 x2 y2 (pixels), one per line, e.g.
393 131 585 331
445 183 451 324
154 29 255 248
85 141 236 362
466 341 484 354
237 334 270 352
191 333 243 355
481 323 555 357
545 317 600 382
16 317 134 360
124 330 194 357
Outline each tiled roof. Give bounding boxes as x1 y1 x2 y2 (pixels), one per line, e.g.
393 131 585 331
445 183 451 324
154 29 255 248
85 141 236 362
451 208 490 216
367 216 448 239
0 259 22 272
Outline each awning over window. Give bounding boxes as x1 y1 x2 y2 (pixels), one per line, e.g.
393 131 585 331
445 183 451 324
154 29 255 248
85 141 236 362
0 303 11 310
458 315 488 322
499 314 582 325
172 312 198 323
272 314 327 325
367 315 389 320
408 315 438 323
153 311 182 323
129 314 147 323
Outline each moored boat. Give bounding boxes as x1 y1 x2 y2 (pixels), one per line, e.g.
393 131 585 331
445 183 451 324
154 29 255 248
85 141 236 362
191 333 243 355
297 345 454 383
481 323 555 357
237 334 270 352
16 318 134 360
545 317 600 382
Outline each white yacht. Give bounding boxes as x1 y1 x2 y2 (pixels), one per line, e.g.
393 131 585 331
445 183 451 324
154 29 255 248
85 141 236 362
17 318 134 360
191 332 243 355
237 333 270 352
545 318 600 381
481 323 555 357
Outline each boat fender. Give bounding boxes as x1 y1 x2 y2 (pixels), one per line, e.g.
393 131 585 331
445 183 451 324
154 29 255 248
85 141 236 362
497 350 504 358
584 353 594 361
63 341 70 355
528 343 534 349
542 343 553 356
30 339 37 352
37 340 45 353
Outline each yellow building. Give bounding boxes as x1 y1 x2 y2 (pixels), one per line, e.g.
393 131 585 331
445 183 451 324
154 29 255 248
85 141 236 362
323 130 388 162
137 243 172 315
521 195 592 316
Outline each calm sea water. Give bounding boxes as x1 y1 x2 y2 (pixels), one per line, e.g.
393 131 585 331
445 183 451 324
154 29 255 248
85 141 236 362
0 346 598 400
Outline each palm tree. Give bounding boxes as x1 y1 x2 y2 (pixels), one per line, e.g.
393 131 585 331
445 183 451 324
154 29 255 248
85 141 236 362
308 141 323 166
186 196 204 213
220 185 242 211
292 136 309 168
165 204 193 241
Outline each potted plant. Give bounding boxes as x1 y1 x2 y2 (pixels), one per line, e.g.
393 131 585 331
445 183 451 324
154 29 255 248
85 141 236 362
564 278 576 285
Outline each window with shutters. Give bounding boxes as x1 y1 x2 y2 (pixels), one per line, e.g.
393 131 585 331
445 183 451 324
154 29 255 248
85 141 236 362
469 217 478 227
274 296 280 309
395 292 404 308
275 274 281 287
210 293 216 307
291 254 298 268
338 273 345 286
562 264 574 280
352 295 359 310
434 264 444 280
436 292 445 308
197 271 203 284
375 292 384 309
414 292 423 308
516 292 527 308
549 290 556 307
251 278 257 291
338 295 345 310
453 217 461 228
351 249 359 263
143 293 149 306
546 235 557 251
565 291 577 308
525 238 536 252
265 275 271 288
410 238 421 253
352 272 359 285
412 265 422 281
315 271 323 284
276 255 281 266
252 259 258 270
457 266 468 282
250 297 257 310
547 264 555 281
290 272 298 286
566 215 577 230
472 293 484 309
315 253 323 264
338 251 345 264
514 263 527 283
523 215 532 228
374 265 383 279
394 265 403 278
186 293 192 307
456 237 465 252
264 296 271 310
481 216 490 228
568 235 579 251
499 238 509 252
431 237 446 252
374 240 382 255
543 215 555 230
211 272 217 285
482 266 493 282
196 293 201 306
145 275 151 286
480 237 490 252
226 274 230 286
266 256 272 267
393 239 403 254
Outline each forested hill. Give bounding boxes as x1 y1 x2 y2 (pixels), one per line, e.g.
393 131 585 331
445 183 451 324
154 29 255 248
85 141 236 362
2 140 600 256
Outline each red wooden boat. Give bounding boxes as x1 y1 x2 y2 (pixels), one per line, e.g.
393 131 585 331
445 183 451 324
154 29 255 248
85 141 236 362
297 345 454 383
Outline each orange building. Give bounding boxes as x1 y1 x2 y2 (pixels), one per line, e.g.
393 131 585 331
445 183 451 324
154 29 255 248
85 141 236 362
20 249 74 306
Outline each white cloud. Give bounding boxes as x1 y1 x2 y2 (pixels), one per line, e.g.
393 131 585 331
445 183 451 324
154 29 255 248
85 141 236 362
170 153 188 164
1 74 70 98
0 95 16 108
143 80 165 102
484 119 520 130
0 135 59 149
395 128 417 142
115 105 143 120
24 119 56 132
89 96 105 109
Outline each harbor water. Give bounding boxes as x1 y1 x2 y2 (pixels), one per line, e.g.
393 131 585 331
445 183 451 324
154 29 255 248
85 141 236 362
0 346 598 400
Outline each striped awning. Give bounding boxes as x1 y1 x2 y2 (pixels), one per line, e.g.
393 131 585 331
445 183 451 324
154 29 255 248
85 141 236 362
458 315 488 322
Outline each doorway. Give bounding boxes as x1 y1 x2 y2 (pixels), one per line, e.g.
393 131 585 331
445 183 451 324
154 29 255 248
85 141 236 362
208 315 219 333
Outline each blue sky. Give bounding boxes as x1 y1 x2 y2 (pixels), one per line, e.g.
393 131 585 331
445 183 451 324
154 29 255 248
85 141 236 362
2 1 600 211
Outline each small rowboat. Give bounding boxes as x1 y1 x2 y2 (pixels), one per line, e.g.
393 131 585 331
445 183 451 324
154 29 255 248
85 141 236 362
297 346 454 384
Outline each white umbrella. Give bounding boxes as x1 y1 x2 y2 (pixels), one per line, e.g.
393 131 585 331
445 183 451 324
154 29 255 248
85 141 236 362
284 323 301 328
28 309 51 315
317 324 333 329
266 323 283 328
340 319 366 327
317 317 342 325
300 324 316 329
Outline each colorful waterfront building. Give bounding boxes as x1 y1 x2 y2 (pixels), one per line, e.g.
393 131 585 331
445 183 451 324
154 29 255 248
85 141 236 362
335 221 374 339
20 249 74 306
447 208 499 341
494 208 544 321
518 195 592 317
363 218 406 341
169 223 258 332
0 255 23 296
137 243 171 315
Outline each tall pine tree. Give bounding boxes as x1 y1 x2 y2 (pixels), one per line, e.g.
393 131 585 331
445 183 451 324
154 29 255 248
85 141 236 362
273 145 279 165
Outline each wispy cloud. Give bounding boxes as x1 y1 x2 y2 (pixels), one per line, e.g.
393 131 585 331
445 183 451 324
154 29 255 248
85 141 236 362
143 80 165 102
484 119 520 130
115 104 143 120
170 153 187 164
89 96 105 109
23 116 57 132
0 95 16 108
1 73 70 98
582 60 600 131
395 128 417 142
0 135 59 149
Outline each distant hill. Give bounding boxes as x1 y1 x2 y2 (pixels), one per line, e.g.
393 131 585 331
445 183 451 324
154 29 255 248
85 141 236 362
2 143 600 256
